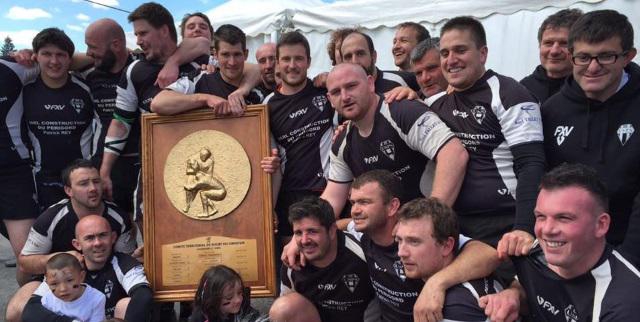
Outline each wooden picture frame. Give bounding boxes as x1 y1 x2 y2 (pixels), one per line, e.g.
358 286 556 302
141 105 276 302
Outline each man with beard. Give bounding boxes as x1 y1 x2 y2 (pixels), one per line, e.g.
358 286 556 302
256 42 277 95
341 31 420 93
521 9 583 103
393 22 429 72
23 215 152 322
5 159 135 322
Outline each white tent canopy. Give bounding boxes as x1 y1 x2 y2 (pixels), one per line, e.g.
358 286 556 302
207 0 640 79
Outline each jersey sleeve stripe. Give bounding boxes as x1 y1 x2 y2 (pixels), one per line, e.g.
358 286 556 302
590 260 613 321
344 234 366 262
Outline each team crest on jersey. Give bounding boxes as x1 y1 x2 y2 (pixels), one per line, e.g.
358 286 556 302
70 98 84 114
104 279 114 299
380 140 395 161
471 106 486 124
312 95 327 111
564 304 578 322
393 260 406 281
554 126 574 146
342 274 360 293
617 124 634 146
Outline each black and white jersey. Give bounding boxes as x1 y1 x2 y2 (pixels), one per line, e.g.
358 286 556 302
330 96 454 200
0 57 39 169
256 81 274 97
86 253 149 318
76 56 134 159
114 58 201 155
265 80 336 192
23 75 96 177
167 70 264 104
21 199 136 256
514 242 640 322
281 231 374 322
442 278 502 322
429 70 543 233
375 68 420 93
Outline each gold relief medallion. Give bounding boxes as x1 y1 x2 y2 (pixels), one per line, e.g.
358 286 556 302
164 130 251 220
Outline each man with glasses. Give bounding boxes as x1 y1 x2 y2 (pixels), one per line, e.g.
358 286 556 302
540 9 640 264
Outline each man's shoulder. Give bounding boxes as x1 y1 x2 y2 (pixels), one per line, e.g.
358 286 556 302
33 200 72 230
112 252 144 272
489 70 538 107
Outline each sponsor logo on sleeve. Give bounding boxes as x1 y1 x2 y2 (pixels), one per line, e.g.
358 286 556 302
617 124 634 146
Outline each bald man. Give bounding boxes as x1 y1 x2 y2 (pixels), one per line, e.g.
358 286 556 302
255 42 277 95
322 63 467 216
23 215 152 322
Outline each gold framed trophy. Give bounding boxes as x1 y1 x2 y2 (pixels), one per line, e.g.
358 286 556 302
141 105 276 301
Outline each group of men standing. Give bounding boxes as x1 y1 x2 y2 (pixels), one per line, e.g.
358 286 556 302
1 1 640 321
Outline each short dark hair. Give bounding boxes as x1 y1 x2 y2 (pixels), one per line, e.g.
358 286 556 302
327 27 359 65
32 27 75 57
411 37 440 65
343 31 376 55
568 9 634 52
277 31 311 60
397 197 459 248
537 9 583 43
128 2 177 43
46 252 83 273
540 163 609 211
441 16 486 48
288 196 335 231
352 170 406 204
398 22 430 43
195 265 246 321
180 12 214 39
61 159 97 187
213 24 246 51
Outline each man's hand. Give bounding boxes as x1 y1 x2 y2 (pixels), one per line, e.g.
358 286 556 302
203 95 231 116
497 229 534 260
101 174 114 201
261 148 280 174
155 62 179 89
332 120 350 143
11 49 36 67
384 86 418 103
227 90 247 116
132 245 144 263
478 287 520 322
201 63 216 74
281 238 305 271
413 276 445 322
313 72 328 88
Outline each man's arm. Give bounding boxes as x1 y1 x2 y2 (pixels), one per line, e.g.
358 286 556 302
100 118 131 201
320 181 351 220
155 37 210 88
430 138 468 206
151 90 227 115
124 285 153 322
478 279 524 322
227 63 263 115
18 251 83 275
21 296 74 322
510 142 545 234
413 240 499 322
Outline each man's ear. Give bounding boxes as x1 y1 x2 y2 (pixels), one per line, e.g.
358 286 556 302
595 212 610 238
387 197 401 218
441 236 456 257
64 185 73 198
72 238 81 252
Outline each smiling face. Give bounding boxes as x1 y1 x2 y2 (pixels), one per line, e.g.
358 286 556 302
85 29 117 72
571 37 635 102
36 44 71 84
219 280 244 317
292 217 336 267
393 26 420 71
341 33 376 76
256 43 276 85
183 15 212 40
534 186 609 278
439 28 487 91
277 44 310 92
349 182 392 233
45 266 86 302
539 27 572 79
215 40 247 85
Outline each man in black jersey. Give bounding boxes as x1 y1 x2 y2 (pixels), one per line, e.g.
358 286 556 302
270 197 376 322
538 10 640 265
520 9 583 103
6 160 135 322
24 28 96 211
322 63 467 216
341 31 421 93
0 56 39 283
427 17 545 250
151 24 264 114
285 170 504 322
410 37 448 102
396 198 516 322
507 164 640 321
22 215 152 322
392 22 429 72
256 43 277 95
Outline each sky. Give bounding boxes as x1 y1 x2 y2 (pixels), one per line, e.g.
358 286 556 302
0 0 228 53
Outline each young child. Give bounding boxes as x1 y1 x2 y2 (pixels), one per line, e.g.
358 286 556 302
37 253 106 322
190 265 268 322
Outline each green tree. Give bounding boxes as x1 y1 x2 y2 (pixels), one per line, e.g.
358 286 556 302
1 36 16 56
